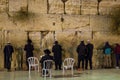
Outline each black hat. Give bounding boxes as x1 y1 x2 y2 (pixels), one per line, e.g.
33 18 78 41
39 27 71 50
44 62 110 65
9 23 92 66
44 49 51 54
54 41 58 44
27 39 32 43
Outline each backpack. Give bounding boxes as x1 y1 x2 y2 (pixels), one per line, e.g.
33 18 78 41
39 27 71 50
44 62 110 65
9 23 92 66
105 48 111 54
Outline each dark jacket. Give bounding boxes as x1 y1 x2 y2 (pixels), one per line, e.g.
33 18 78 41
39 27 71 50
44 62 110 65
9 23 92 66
52 44 62 59
40 54 54 68
4 44 14 56
24 43 34 58
103 42 112 54
114 44 120 54
4 43 14 68
86 43 94 58
76 42 86 56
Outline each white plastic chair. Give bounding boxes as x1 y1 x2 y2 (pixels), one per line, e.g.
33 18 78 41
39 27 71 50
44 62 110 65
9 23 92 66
42 60 53 78
27 57 39 74
63 58 75 75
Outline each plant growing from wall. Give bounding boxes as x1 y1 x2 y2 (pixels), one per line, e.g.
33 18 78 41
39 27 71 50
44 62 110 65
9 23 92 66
109 5 120 34
47 0 50 14
27 0 29 12
97 0 102 15
61 0 68 14
79 0 82 15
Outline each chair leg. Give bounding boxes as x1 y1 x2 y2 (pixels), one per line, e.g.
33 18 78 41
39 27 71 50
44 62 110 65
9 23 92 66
72 67 73 76
49 70 52 78
43 69 47 79
29 66 30 74
44 70 46 77
42 69 44 76
38 66 39 72
35 66 36 72
63 67 64 75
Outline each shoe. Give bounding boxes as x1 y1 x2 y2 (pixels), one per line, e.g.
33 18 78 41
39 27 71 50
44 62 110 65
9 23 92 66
55 68 58 70
90 68 92 70
77 68 81 71
59 68 62 70
115 66 119 69
85 68 88 70
7 69 11 72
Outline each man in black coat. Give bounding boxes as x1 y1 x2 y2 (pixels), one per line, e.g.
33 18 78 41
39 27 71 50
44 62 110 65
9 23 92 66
52 41 62 70
76 41 86 70
40 49 54 75
4 42 14 71
24 39 34 70
40 49 54 69
85 40 94 70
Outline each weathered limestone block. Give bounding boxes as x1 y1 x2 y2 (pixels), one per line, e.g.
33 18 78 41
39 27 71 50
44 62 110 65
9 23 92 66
0 0 6 12
49 0 63 14
99 0 118 15
65 0 80 15
9 0 27 12
60 15 90 31
0 5 6 12
89 0 97 15
90 15 112 31
29 0 47 13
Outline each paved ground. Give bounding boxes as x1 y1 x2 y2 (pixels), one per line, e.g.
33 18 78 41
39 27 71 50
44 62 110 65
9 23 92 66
0 69 120 80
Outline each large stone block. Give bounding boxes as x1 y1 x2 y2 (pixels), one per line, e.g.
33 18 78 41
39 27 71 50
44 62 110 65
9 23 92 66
9 0 27 12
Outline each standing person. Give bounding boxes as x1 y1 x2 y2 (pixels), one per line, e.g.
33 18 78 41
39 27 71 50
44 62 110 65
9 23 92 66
40 49 54 75
103 42 112 68
76 41 86 71
24 39 34 70
4 42 14 71
52 41 62 70
114 43 120 69
85 40 94 70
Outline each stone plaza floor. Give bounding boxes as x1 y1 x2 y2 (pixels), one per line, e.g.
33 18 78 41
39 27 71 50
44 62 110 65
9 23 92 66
0 69 120 80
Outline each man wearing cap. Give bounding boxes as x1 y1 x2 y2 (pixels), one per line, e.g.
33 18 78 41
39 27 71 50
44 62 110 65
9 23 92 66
4 42 14 71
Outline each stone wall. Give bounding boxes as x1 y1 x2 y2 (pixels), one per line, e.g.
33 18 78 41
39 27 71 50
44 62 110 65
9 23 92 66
0 0 120 70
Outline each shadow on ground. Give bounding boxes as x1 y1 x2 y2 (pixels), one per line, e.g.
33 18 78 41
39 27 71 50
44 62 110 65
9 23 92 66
53 72 85 78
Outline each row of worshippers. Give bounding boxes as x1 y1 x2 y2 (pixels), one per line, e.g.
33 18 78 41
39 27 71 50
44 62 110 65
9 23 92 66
40 40 94 71
3 40 62 71
3 39 120 72
76 41 120 70
40 40 120 71
102 42 120 69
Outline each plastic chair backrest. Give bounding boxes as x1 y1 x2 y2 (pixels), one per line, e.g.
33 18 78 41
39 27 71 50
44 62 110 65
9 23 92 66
43 60 53 69
63 58 75 68
28 57 39 66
